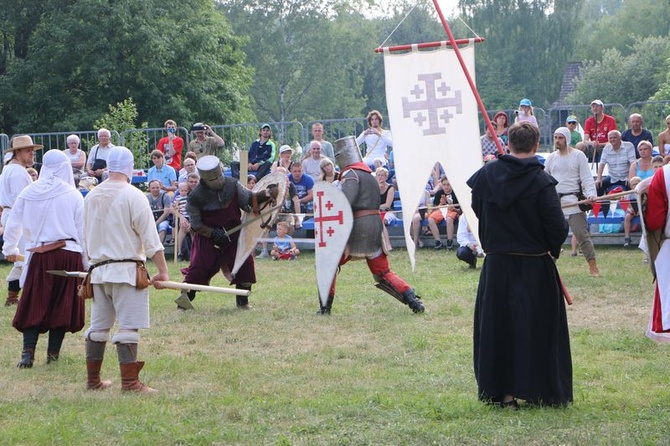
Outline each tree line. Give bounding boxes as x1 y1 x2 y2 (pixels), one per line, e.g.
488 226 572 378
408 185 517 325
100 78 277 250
1 0 669 136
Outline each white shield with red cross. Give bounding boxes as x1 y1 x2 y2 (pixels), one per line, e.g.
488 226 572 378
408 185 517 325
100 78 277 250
313 181 353 307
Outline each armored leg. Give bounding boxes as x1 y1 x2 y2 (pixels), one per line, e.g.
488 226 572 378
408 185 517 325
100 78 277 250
368 254 425 313
236 283 252 309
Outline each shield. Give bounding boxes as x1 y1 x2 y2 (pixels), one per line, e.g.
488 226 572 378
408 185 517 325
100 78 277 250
232 172 288 275
313 181 353 307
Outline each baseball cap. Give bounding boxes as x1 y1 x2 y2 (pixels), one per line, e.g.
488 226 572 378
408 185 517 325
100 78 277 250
591 99 604 107
519 98 532 107
260 123 271 130
279 144 293 154
566 115 578 123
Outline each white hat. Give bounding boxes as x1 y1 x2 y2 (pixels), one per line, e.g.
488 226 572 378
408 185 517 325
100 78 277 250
107 146 134 181
279 145 293 154
554 127 572 145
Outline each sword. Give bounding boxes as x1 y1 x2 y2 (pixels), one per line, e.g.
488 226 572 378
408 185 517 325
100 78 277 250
45 271 249 296
214 203 282 247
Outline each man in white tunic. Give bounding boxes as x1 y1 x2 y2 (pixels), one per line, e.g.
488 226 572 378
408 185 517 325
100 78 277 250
0 135 42 306
83 146 169 393
545 127 599 277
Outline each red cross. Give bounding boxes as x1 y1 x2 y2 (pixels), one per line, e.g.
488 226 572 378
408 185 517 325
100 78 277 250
314 190 344 247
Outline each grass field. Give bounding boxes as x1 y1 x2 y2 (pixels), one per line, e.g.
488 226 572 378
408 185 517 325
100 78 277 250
0 246 668 445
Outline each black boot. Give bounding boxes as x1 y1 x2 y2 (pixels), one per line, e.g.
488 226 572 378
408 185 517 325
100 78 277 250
403 288 425 314
18 349 35 368
316 295 334 315
236 284 252 309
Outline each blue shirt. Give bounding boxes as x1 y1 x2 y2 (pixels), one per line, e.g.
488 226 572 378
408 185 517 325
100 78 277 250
147 164 177 188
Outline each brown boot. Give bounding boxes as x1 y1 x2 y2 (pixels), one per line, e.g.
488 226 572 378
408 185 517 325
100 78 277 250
120 361 157 394
588 258 600 278
5 290 19 306
86 360 112 390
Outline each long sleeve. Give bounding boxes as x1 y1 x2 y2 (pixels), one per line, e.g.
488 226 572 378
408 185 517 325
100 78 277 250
646 167 668 232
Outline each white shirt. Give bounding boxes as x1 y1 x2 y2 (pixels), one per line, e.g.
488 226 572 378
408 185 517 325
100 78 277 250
0 163 32 208
544 148 597 216
356 129 392 164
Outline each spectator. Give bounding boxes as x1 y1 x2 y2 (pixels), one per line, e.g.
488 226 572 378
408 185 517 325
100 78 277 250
156 119 184 171
188 122 224 159
288 161 314 213
270 221 300 260
426 175 460 250
514 98 538 127
480 122 504 159
376 167 396 226
86 128 114 181
565 115 583 147
63 134 86 176
230 123 276 180
319 158 339 183
657 114 670 162
302 141 325 181
410 177 435 248
146 179 172 244
271 145 295 173
628 140 655 182
186 172 200 192
492 111 509 146
356 110 392 169
173 182 192 261
276 166 301 231
544 127 600 277
147 150 177 194
579 99 617 163
596 130 636 201
307 122 335 163
246 175 257 190
178 157 197 183
456 214 483 269
621 113 653 158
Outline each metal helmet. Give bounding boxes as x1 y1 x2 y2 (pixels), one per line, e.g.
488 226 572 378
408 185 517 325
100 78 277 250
196 155 225 190
333 136 363 169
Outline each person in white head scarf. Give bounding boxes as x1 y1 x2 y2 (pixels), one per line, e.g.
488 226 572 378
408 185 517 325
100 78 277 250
82 146 169 393
3 149 87 369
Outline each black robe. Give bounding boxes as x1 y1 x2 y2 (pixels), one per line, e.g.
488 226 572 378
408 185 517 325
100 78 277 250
467 154 572 406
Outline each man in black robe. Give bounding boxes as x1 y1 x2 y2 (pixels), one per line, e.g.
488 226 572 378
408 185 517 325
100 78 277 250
467 122 572 408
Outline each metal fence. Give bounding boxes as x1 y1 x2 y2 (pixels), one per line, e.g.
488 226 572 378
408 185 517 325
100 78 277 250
5 100 670 163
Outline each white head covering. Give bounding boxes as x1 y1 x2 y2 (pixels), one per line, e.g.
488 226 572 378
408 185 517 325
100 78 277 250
20 150 75 201
107 146 134 181
554 127 572 146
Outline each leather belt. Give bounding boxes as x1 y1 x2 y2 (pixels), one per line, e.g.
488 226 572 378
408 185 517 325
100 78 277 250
353 209 380 219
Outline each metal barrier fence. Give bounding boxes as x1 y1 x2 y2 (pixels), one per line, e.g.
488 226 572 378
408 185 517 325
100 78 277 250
6 100 670 163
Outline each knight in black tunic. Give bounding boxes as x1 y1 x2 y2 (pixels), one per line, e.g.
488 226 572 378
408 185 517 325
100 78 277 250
467 122 572 408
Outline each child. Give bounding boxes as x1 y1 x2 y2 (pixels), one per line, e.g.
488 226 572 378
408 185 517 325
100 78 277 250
270 221 300 260
173 182 191 260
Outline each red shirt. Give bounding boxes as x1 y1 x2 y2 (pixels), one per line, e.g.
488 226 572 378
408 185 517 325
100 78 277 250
156 136 184 171
646 166 669 232
584 114 617 144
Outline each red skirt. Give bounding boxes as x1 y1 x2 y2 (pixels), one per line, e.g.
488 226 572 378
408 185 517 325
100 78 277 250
12 249 86 334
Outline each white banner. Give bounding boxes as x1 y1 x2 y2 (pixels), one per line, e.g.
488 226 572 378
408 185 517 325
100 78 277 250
383 42 482 269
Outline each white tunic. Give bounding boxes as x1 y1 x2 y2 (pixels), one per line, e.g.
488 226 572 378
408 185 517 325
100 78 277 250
544 149 597 217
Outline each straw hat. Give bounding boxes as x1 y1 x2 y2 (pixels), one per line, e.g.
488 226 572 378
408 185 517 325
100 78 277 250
8 135 43 152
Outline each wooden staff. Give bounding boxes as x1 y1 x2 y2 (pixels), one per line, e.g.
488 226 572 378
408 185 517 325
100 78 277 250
561 189 634 208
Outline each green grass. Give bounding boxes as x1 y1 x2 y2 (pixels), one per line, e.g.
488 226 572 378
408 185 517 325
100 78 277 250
0 246 669 445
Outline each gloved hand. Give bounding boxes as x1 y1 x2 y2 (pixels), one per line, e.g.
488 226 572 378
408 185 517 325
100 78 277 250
265 184 279 201
211 227 229 245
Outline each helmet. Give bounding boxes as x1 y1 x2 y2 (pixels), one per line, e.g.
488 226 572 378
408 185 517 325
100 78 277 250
333 136 363 169
196 155 225 190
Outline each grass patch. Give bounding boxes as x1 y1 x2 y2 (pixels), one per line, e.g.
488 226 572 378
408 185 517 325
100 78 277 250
0 246 669 444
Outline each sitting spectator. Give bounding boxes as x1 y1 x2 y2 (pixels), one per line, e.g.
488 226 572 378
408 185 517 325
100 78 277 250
456 214 483 269
86 128 114 182
147 150 177 194
186 172 200 192
288 161 314 213
63 134 86 176
426 175 460 250
270 221 300 260
156 119 184 171
172 182 192 261
319 158 339 183
302 141 325 181
188 123 225 159
579 99 617 163
629 140 655 182
410 177 435 248
623 176 642 248
514 99 538 127
657 114 670 162
566 115 583 147
308 122 335 163
621 113 653 158
26 167 38 182
146 179 172 244
246 174 257 190
231 123 275 180
480 122 504 159
493 111 509 146
356 110 392 169
257 166 300 259
376 167 396 226
596 130 635 216
178 157 197 183
272 145 295 173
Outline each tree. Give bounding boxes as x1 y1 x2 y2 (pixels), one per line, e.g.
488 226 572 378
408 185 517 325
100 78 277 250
0 0 255 134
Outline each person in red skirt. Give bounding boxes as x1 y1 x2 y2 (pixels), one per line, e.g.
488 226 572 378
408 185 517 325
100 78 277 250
3 150 87 368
